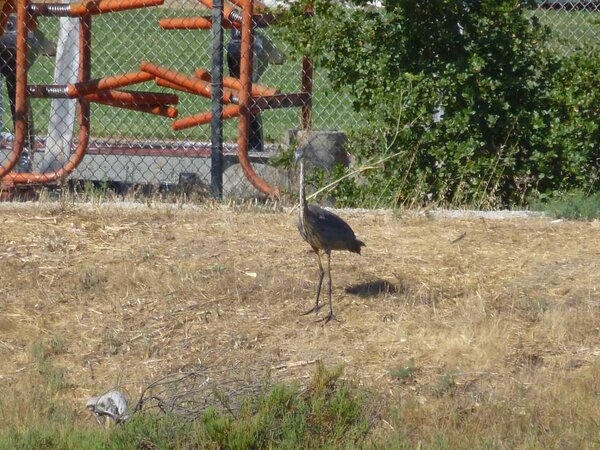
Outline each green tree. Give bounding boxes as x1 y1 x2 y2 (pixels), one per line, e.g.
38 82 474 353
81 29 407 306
277 0 598 207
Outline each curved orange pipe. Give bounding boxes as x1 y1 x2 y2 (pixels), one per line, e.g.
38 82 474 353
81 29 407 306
236 0 278 197
6 14 92 185
0 0 28 179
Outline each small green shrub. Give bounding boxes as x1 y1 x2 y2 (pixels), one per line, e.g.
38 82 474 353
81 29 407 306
534 190 600 220
389 359 416 383
0 365 377 449
198 364 374 449
432 372 457 398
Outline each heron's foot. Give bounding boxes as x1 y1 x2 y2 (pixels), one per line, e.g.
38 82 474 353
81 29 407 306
316 311 338 325
301 303 323 316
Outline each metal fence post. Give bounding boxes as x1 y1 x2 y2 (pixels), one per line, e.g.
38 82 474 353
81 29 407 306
40 9 79 173
210 0 224 199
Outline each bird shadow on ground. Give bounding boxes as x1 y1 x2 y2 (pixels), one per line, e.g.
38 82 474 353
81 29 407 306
345 279 399 298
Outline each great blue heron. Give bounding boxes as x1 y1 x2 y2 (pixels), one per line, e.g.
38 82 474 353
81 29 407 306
295 146 365 323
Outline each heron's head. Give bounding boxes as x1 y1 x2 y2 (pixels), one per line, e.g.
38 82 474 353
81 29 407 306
294 146 306 164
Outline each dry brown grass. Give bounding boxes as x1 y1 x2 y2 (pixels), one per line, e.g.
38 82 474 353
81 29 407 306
1 201 599 445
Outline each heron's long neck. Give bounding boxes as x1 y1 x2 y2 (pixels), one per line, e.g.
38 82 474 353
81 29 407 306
299 159 308 215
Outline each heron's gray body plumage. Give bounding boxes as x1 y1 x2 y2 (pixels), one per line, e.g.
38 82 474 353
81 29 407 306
297 204 364 254
295 149 364 322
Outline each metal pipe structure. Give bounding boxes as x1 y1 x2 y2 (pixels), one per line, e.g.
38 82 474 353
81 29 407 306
301 55 313 130
4 12 92 185
1 0 172 187
301 4 313 130
0 0 311 194
153 0 312 197
236 0 278 197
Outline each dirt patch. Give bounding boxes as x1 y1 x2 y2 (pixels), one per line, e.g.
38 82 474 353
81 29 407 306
0 202 599 423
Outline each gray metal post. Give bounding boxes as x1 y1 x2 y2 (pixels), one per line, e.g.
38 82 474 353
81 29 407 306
41 13 79 173
210 0 224 198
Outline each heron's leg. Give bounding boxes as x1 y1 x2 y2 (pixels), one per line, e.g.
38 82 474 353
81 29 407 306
318 251 337 324
302 250 325 315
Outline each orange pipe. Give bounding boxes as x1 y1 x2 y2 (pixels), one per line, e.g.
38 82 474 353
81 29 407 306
7 14 92 185
66 71 153 97
84 89 179 105
236 0 278 197
155 77 198 95
194 68 280 97
301 55 313 130
140 61 235 103
172 104 240 130
159 16 212 29
0 0 28 179
91 98 178 118
193 68 211 81
69 0 164 16
159 16 236 30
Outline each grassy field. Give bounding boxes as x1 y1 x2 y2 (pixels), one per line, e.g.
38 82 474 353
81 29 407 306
0 201 599 447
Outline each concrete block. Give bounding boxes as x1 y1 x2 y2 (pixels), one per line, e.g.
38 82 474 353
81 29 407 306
295 130 349 171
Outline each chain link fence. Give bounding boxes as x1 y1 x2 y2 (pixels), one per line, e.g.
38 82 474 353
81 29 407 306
0 1 597 198
536 0 600 53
